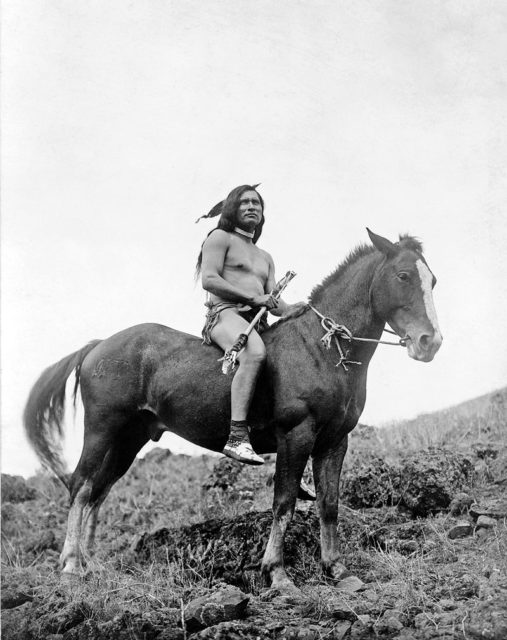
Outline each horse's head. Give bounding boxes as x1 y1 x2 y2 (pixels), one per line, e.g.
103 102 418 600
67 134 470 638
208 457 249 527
367 228 443 362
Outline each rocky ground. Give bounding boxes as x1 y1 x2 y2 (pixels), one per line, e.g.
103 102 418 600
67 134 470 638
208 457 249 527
2 389 506 639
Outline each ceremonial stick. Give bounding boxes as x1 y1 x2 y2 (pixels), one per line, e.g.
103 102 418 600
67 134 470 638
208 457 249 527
221 270 297 374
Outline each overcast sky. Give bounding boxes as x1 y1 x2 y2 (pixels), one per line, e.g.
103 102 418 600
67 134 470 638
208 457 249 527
2 1 507 477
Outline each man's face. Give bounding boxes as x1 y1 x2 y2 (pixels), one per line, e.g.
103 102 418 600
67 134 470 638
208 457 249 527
236 190 263 229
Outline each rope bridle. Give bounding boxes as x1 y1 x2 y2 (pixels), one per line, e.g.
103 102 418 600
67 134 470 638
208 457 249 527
308 304 408 372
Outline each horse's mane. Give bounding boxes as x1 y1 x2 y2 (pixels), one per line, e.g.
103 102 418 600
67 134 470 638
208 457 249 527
309 234 423 305
268 234 423 330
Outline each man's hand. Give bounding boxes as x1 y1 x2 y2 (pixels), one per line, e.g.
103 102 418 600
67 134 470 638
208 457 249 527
251 293 279 310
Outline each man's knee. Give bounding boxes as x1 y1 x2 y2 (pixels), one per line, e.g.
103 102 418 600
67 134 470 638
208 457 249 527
243 341 266 366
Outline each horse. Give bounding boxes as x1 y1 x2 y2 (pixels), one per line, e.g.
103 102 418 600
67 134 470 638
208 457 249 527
24 229 442 590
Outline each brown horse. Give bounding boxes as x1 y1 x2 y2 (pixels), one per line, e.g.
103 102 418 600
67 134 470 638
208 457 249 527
24 229 442 590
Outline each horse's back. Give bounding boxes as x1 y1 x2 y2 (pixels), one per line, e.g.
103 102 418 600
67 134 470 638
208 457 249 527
78 323 221 406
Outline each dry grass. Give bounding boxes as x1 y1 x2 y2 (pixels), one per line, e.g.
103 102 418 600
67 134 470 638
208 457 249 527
377 387 506 456
2 387 506 638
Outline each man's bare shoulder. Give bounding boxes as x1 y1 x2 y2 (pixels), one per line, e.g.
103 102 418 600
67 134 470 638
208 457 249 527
202 229 232 250
258 246 275 265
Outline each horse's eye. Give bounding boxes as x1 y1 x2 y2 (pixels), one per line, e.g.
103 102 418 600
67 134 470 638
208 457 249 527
397 272 409 282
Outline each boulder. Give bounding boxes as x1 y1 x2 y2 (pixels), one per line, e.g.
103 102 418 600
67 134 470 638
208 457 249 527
476 515 497 529
341 449 473 516
448 521 473 540
184 586 249 632
1 587 34 610
470 501 507 520
398 448 473 517
134 510 321 589
202 458 245 491
341 454 400 509
1 602 33 639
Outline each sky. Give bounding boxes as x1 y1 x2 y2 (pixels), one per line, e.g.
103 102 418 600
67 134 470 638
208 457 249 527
2 0 507 477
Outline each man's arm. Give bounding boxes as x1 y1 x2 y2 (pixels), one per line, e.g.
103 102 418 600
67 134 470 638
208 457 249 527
201 231 276 307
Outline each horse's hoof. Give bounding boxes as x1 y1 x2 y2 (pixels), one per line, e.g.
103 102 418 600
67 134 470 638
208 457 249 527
298 478 316 501
261 583 303 605
60 571 82 585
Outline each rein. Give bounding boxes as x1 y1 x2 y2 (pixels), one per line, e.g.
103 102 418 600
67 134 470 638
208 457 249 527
308 304 407 372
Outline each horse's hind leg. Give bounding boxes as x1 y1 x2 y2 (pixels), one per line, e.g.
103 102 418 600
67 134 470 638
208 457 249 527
61 411 151 575
261 418 315 591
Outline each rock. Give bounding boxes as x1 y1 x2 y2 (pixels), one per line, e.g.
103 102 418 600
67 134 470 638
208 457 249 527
329 621 352 640
341 448 473 516
376 610 407 633
190 620 269 639
37 601 93 635
341 454 400 509
470 502 507 520
202 458 244 491
335 576 364 594
448 521 473 539
329 601 358 622
1 587 34 610
469 504 488 519
202 456 276 504
1 474 36 503
364 519 429 554
61 611 182 640
476 515 497 529
134 510 321 588
184 586 249 632
449 492 474 515
1 601 32 638
398 448 474 517
349 617 372 639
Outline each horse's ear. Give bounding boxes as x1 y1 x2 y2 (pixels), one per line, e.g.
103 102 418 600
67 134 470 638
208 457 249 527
366 228 398 257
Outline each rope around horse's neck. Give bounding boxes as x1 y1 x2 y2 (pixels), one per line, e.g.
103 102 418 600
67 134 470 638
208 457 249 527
308 304 407 372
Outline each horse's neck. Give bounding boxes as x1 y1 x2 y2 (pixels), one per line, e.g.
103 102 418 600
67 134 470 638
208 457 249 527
312 253 384 340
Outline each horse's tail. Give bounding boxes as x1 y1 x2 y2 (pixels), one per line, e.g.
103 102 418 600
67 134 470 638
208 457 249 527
23 340 102 490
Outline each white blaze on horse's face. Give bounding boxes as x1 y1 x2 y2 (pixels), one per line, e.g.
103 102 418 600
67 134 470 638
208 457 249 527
395 259 443 363
416 260 441 337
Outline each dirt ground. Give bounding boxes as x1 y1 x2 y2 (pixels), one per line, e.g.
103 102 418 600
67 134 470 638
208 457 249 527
2 390 506 639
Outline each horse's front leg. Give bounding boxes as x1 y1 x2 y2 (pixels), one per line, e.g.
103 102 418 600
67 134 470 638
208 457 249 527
261 418 315 592
312 433 349 580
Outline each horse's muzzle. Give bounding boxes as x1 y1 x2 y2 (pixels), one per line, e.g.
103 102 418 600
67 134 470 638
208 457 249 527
406 330 443 362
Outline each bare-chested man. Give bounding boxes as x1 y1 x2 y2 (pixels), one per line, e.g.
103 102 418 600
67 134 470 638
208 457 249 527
196 184 305 464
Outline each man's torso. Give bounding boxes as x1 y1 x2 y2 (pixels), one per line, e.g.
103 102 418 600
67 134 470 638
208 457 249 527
208 232 271 305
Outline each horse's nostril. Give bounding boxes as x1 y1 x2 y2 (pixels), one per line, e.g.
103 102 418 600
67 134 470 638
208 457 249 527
419 334 431 350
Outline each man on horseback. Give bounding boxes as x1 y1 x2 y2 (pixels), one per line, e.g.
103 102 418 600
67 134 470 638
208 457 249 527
196 184 305 464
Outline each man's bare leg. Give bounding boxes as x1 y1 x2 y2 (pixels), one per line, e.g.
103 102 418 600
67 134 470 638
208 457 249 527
211 308 266 464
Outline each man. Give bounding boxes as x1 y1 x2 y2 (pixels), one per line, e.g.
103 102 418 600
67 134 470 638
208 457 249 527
196 184 305 464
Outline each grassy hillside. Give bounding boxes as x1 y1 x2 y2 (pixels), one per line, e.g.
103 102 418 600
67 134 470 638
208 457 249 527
373 386 506 455
2 388 506 639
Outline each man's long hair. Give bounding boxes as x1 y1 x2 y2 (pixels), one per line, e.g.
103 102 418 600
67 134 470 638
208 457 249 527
195 185 265 278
